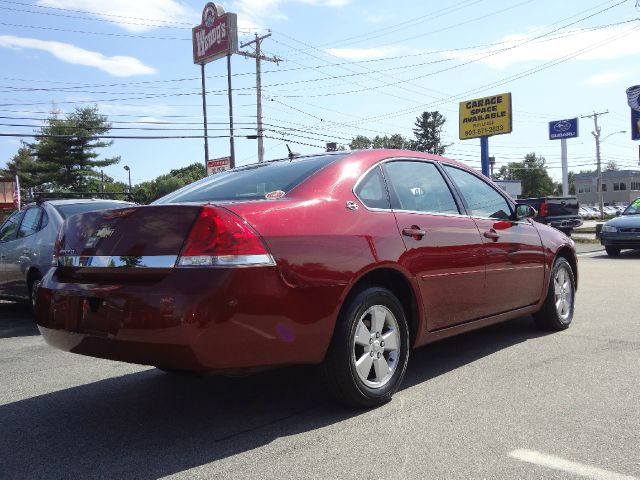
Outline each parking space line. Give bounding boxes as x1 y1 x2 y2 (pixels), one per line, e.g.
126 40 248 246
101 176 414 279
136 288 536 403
509 449 639 480
577 250 605 257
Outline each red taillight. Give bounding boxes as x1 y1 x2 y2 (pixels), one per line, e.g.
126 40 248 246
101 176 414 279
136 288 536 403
177 206 273 267
539 201 548 217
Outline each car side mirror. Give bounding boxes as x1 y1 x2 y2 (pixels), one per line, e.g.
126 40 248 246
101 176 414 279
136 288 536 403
615 210 621 217
515 204 536 220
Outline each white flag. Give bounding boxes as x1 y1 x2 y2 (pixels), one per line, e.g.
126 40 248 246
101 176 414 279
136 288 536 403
13 175 20 210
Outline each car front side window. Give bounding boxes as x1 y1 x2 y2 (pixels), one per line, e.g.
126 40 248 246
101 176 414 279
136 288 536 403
443 166 512 220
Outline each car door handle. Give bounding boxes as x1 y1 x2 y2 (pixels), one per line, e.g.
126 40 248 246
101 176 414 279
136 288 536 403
483 229 500 241
402 226 426 240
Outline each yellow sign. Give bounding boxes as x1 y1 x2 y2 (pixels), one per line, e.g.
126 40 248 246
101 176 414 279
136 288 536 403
459 92 512 140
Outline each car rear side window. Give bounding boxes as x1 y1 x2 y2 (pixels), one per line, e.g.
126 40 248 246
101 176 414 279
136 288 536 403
155 154 344 204
55 202 135 219
354 167 390 209
17 207 43 238
443 165 512 220
383 161 459 214
0 211 22 242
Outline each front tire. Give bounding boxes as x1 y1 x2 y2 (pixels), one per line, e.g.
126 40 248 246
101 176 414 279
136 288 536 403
321 286 409 408
605 246 621 257
533 257 575 331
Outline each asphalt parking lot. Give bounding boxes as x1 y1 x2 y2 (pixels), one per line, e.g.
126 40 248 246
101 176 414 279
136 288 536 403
1 247 639 480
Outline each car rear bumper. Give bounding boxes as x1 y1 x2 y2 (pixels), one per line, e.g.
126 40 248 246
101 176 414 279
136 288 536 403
547 218 583 230
36 267 344 371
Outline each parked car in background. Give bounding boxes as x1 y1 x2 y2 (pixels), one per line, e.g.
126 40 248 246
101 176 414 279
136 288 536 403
36 150 578 407
613 205 627 215
600 197 640 256
518 196 582 235
579 206 593 220
0 198 135 308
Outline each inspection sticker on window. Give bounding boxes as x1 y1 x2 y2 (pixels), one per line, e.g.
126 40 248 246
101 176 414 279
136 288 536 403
265 190 285 200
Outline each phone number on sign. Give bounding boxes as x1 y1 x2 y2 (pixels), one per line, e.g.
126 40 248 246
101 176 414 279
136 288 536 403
464 124 504 137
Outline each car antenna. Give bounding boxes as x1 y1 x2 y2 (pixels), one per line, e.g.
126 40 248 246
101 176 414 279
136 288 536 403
286 144 299 161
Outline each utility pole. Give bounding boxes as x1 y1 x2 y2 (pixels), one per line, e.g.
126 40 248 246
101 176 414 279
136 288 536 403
238 33 281 162
581 110 608 220
200 63 209 166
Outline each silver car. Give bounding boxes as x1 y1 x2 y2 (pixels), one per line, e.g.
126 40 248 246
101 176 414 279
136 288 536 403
0 199 135 308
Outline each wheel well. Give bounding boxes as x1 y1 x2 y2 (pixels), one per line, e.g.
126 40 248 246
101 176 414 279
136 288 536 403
26 268 42 290
345 268 419 344
556 247 578 290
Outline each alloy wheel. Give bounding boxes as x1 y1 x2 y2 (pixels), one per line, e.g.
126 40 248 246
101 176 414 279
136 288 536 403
351 305 401 389
553 265 573 322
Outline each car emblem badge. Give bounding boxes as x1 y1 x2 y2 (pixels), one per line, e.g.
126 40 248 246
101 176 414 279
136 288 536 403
95 226 115 239
346 201 359 211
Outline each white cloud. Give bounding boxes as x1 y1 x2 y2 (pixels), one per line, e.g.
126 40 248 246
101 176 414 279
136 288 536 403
0 35 156 76
37 0 196 33
585 72 626 85
233 0 351 32
443 26 640 69
324 46 404 60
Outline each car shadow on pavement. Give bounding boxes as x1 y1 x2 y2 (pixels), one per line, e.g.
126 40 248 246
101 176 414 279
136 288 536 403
402 316 550 390
590 250 640 260
0 302 39 339
0 316 549 479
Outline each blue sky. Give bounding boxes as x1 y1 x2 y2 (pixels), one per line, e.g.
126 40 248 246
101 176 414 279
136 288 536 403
1 0 640 186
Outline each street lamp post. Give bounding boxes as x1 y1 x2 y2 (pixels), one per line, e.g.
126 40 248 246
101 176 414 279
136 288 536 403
123 165 132 196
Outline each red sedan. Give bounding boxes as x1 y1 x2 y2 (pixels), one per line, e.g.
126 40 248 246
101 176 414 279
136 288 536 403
36 150 577 407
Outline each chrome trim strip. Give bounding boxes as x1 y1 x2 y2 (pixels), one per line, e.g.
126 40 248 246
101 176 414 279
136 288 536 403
58 255 177 268
176 254 276 267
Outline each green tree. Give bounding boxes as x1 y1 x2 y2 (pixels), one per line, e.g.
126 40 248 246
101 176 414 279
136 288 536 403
0 146 39 189
412 111 450 155
84 172 130 200
26 106 120 191
349 134 413 150
133 163 206 204
495 153 556 197
349 135 372 150
605 160 619 171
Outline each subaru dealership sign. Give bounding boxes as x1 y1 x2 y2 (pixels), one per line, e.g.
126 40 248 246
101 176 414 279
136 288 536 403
549 118 578 140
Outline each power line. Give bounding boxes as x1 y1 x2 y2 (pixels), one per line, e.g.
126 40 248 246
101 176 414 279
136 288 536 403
339 20 639 126
0 21 191 40
0 4 190 30
0 0 194 26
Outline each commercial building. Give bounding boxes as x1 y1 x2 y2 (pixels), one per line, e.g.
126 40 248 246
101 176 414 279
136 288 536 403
574 170 640 206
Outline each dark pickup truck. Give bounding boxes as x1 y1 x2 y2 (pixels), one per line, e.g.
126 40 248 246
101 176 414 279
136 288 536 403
519 196 582 235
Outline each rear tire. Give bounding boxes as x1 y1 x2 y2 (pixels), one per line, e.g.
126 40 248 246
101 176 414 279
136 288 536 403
320 286 409 408
605 246 621 257
28 273 42 313
533 257 575 331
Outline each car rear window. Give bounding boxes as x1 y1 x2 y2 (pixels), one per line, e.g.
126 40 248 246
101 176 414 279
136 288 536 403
154 154 344 204
54 202 135 219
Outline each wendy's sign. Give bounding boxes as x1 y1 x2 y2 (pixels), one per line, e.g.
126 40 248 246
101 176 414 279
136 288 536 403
192 3 238 64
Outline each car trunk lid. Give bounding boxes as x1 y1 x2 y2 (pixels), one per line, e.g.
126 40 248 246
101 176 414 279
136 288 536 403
55 205 201 279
